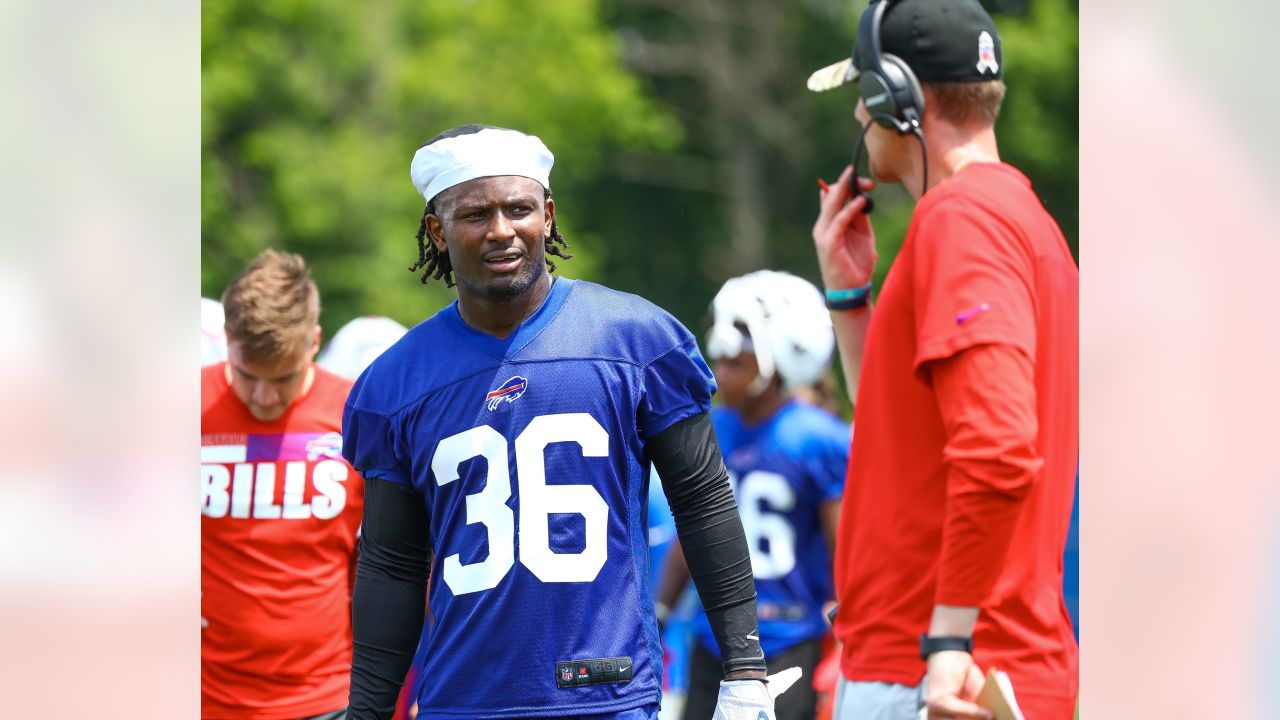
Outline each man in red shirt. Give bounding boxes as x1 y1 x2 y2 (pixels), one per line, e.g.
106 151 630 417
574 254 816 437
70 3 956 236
806 1 1078 718
202 250 365 719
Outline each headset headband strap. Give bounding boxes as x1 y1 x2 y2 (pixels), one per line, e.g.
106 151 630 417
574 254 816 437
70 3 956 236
867 0 888 75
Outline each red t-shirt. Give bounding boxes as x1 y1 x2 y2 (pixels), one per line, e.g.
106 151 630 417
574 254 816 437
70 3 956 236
201 363 364 719
833 163 1078 708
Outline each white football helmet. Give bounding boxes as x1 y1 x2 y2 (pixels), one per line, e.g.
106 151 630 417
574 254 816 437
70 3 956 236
705 270 834 395
318 316 409 380
201 297 228 366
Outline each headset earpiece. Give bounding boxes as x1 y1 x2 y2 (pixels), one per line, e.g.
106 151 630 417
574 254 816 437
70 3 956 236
851 0 930 197
878 53 924 134
856 1 925 135
858 70 898 129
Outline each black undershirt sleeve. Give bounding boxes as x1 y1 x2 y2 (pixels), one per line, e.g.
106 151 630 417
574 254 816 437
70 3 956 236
347 477 432 720
650 411 766 675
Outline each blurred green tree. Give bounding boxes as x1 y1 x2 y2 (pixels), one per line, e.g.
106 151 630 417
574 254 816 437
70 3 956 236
203 0 680 333
203 0 1077 386
605 0 1077 305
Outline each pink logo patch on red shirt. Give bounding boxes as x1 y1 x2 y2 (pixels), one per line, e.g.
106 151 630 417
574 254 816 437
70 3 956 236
956 303 992 325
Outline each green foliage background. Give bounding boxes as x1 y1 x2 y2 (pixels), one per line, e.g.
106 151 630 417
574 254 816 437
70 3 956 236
203 0 1077 353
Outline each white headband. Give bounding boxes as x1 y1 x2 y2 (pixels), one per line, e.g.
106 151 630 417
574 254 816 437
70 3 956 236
410 128 554 204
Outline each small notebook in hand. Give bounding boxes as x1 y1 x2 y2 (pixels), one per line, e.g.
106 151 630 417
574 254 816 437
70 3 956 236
976 668 1025 720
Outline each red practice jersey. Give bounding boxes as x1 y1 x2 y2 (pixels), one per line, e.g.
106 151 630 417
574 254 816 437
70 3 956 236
202 363 365 719
834 163 1078 716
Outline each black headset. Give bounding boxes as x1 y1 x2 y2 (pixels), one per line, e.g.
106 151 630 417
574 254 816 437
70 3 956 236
856 0 925 135
848 0 929 202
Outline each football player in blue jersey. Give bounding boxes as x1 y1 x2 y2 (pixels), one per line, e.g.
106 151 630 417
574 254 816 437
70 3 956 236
341 125 800 720
656 271 850 720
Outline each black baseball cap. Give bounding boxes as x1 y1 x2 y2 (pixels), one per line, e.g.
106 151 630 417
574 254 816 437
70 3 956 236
807 0 1002 92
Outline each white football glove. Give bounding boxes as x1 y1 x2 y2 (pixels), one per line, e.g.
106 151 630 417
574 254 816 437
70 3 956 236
711 666 803 720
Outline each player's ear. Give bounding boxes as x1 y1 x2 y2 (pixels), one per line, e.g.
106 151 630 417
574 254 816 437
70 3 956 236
307 325 322 358
543 196 555 239
426 212 448 254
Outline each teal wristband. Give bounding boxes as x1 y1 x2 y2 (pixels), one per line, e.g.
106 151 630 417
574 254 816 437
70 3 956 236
825 281 873 310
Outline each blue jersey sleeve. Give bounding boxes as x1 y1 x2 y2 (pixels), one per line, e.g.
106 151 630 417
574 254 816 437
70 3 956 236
803 418 851 502
342 374 412 487
637 335 716 439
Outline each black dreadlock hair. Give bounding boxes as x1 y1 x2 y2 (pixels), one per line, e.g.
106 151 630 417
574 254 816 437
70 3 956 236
408 124 572 288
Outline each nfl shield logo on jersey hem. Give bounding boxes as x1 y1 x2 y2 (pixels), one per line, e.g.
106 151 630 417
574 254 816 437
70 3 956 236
485 375 529 411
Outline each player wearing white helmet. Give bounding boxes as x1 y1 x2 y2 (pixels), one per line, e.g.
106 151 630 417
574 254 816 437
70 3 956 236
704 270 836 396
317 316 408 381
656 270 851 720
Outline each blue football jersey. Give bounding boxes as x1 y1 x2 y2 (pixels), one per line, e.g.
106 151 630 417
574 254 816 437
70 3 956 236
691 401 850 659
343 278 715 719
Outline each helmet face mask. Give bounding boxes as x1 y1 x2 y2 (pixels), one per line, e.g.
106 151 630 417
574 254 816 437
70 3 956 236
705 271 835 396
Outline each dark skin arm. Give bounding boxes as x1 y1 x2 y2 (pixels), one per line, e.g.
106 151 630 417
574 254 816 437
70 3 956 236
654 538 691 624
658 500 842 672
820 498 841 625
655 542 764 681
660 498 837 613
820 498 841 556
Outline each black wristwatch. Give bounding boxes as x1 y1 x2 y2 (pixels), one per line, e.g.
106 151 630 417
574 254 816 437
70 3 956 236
919 634 973 660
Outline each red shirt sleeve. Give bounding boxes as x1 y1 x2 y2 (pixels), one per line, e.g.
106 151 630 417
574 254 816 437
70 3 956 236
911 197 1036 371
929 343 1044 606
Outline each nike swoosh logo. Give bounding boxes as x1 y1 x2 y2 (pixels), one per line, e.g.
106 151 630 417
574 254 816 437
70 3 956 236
956 303 991 325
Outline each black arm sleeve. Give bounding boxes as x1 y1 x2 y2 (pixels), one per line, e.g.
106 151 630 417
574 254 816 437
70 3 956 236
650 411 766 675
348 477 432 720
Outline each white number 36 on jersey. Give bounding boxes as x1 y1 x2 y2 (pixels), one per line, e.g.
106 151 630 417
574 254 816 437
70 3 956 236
431 412 610 596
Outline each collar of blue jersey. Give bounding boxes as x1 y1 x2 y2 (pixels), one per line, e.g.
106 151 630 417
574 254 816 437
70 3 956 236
442 276 575 360
722 397 799 438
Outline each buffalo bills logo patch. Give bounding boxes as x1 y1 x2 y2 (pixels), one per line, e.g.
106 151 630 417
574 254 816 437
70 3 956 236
485 375 528 411
305 431 344 461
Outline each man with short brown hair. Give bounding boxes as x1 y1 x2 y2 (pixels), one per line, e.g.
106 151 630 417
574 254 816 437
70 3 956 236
221 250 319 328
926 81 1005 127
807 1 1079 718
202 249 364 720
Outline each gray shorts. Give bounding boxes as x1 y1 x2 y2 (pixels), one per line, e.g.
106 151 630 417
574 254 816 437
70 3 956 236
832 676 924 720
